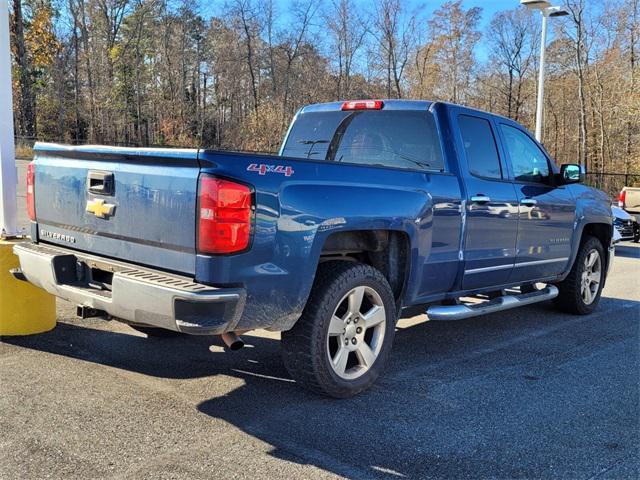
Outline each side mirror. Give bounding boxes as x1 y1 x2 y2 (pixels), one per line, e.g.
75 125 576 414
560 164 583 184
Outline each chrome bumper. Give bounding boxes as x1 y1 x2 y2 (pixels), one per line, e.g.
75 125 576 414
12 242 245 335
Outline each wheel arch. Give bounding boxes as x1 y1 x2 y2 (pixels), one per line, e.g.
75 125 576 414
318 229 411 308
581 223 613 249
563 221 613 281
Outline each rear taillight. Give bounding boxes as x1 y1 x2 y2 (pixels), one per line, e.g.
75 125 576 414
26 162 36 221
197 176 252 254
618 190 626 208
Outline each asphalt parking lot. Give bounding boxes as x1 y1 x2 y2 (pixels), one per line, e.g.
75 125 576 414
2 159 639 479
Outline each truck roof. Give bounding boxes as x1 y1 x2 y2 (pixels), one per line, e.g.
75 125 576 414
300 99 433 113
300 99 516 124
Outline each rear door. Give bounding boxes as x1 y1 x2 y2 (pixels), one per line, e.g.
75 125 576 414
33 144 200 275
453 111 519 290
496 123 575 282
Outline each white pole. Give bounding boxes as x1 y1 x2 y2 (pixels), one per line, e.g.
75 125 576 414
535 12 548 143
0 0 18 237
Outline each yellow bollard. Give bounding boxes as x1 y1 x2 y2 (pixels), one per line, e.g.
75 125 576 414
0 238 56 335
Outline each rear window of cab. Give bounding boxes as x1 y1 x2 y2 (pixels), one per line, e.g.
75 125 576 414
281 110 445 172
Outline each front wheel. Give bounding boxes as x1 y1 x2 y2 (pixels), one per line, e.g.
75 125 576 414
553 236 605 315
281 261 397 398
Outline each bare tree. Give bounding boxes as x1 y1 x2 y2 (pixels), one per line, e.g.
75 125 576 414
12 0 36 137
428 0 481 104
625 0 639 174
488 8 539 120
325 0 367 98
563 0 591 170
372 0 416 98
231 0 262 114
278 1 319 117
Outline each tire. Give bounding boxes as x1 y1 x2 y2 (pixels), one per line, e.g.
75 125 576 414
553 236 605 315
281 261 397 398
129 325 183 338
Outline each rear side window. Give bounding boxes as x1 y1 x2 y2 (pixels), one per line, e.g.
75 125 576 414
458 115 502 180
281 110 445 172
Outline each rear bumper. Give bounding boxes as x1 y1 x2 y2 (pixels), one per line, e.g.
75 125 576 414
12 242 246 335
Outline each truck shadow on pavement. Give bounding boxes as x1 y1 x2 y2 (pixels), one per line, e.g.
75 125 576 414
3 294 639 479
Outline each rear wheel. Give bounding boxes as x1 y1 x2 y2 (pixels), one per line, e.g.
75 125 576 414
553 236 605 315
281 261 396 398
129 325 183 338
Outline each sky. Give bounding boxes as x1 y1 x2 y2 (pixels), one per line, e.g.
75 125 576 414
416 0 522 25
272 0 551 62
409 0 533 61
199 0 569 63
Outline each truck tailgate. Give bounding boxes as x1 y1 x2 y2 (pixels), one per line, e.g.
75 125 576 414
32 144 200 275
624 187 640 213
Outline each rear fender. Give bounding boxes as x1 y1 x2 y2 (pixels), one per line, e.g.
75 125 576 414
267 182 428 330
195 151 445 332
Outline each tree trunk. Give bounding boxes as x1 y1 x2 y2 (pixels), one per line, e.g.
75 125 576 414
12 0 36 137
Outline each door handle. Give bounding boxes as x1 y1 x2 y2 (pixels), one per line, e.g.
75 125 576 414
520 198 538 206
471 195 491 204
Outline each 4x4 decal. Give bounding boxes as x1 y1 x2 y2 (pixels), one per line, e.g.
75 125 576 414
247 163 294 177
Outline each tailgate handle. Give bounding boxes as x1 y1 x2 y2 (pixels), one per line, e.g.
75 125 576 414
87 171 114 195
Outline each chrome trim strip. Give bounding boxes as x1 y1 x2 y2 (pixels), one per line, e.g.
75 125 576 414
464 257 569 275
514 257 569 268
464 263 513 274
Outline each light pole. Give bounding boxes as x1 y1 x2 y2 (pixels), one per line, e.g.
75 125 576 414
0 0 18 237
521 0 569 142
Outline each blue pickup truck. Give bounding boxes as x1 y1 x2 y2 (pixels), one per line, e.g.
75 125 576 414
13 100 614 397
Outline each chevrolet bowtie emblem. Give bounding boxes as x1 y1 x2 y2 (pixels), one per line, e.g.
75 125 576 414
86 198 116 218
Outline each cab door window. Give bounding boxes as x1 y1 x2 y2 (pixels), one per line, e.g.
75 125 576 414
500 125 550 183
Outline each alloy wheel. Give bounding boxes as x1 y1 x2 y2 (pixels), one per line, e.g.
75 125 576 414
326 286 386 380
580 249 601 305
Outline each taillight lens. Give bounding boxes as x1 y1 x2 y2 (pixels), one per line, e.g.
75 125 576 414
618 190 626 208
197 176 252 254
27 162 36 221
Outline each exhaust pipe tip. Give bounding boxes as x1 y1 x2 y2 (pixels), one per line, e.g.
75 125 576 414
221 332 244 351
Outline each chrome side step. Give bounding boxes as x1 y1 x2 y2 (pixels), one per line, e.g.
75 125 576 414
426 285 559 321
